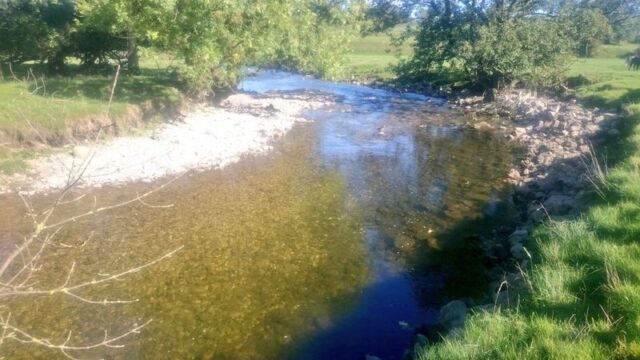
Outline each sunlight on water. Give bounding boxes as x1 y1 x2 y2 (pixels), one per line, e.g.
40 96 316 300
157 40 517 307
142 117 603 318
0 137 369 359
0 73 515 359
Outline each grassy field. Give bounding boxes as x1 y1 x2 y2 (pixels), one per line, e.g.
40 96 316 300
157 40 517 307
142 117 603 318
0 57 182 174
411 45 640 359
569 43 640 109
343 27 412 81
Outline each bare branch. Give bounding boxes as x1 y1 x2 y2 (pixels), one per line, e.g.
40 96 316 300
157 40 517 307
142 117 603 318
2 318 152 355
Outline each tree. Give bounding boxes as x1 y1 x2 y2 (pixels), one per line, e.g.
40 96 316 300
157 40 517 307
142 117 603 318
162 0 366 96
398 0 575 90
75 0 169 73
1 0 367 94
568 8 613 57
0 0 76 74
365 0 412 33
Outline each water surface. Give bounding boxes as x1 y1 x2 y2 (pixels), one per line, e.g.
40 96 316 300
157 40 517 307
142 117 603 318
0 72 514 359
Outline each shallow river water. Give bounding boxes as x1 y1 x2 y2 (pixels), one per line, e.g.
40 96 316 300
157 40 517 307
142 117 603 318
0 72 515 359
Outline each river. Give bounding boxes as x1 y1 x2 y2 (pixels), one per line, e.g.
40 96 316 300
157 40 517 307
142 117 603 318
0 71 515 359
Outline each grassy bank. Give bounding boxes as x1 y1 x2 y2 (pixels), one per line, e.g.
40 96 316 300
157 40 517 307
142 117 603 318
0 60 182 175
413 46 640 359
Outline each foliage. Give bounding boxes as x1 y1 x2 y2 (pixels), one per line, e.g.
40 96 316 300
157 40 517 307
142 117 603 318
364 0 411 33
0 0 367 95
163 0 365 96
398 0 575 90
0 0 76 72
567 8 613 57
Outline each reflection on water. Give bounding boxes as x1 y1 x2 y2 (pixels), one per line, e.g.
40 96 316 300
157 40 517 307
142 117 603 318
0 72 514 359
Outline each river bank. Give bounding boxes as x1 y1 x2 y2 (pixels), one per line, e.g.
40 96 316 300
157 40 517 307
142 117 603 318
412 85 640 358
393 87 622 347
0 91 333 194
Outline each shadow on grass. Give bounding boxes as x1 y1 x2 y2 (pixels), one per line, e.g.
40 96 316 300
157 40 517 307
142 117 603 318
42 75 181 105
2 62 181 105
581 88 640 110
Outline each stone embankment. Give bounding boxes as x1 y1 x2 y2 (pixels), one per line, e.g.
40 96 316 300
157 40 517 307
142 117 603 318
427 89 620 342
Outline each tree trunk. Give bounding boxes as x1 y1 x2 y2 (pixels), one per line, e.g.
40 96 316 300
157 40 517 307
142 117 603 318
127 29 139 74
47 51 66 75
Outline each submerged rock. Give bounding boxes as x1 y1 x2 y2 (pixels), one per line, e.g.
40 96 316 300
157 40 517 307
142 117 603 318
438 300 468 333
543 194 576 215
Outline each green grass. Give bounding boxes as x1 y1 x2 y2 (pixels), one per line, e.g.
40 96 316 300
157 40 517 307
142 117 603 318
415 44 640 359
0 60 182 174
568 44 640 109
343 27 413 81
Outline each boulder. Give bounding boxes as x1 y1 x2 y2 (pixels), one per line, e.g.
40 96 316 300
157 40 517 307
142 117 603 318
508 227 529 247
543 194 576 215
528 203 546 222
438 300 468 332
510 243 525 260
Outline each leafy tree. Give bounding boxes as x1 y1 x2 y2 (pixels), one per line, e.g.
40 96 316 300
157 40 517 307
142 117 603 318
567 8 613 57
365 0 411 33
398 0 578 91
1 0 366 93
0 0 76 73
75 0 169 73
162 0 365 96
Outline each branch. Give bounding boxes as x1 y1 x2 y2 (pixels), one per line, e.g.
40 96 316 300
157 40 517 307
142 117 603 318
2 318 152 360
0 246 184 303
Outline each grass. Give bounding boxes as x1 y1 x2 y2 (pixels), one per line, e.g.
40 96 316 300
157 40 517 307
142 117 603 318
0 59 182 174
343 27 413 81
412 44 640 359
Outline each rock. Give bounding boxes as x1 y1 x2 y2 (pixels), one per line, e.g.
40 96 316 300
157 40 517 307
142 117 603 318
537 109 555 121
508 227 528 247
438 300 468 332
543 194 576 215
608 129 621 137
514 127 527 137
508 169 521 181
415 334 429 348
510 243 525 260
579 144 591 153
473 121 494 130
585 124 600 133
528 203 546 222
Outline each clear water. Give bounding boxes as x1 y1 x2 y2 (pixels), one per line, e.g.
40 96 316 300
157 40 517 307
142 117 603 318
0 71 514 359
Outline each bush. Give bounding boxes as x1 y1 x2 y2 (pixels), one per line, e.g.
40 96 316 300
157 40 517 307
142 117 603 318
398 14 574 90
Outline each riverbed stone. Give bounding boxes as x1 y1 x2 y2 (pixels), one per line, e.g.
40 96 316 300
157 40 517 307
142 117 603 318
543 194 576 215
510 243 525 260
528 203 546 222
508 228 528 247
438 300 468 332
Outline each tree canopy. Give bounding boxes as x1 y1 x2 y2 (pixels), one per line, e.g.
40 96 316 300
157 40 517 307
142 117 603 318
397 0 639 91
0 0 366 96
